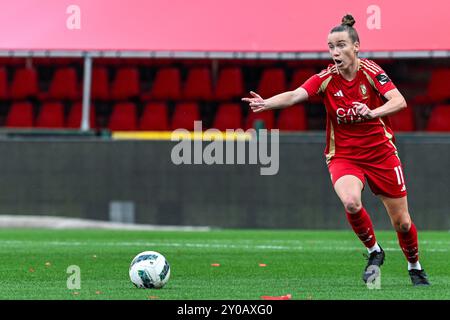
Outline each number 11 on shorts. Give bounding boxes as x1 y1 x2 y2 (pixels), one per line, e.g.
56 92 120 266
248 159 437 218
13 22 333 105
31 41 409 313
394 166 404 185
394 165 406 191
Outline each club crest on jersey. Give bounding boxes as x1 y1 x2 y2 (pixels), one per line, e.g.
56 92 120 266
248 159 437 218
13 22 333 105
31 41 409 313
360 84 367 95
376 73 390 85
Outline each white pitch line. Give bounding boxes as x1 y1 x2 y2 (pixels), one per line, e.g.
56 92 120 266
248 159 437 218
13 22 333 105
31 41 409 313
0 240 448 252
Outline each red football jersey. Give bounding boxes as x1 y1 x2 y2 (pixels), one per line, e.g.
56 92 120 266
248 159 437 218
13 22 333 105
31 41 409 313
301 58 398 163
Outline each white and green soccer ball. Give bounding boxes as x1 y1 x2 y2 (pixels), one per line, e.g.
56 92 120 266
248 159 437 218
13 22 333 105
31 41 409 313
129 251 171 289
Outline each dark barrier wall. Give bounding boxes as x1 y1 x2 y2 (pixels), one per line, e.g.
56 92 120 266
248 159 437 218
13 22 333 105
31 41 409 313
0 133 448 230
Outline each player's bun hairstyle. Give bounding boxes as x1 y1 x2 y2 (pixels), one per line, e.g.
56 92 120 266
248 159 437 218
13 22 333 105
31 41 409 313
330 14 360 44
341 14 356 27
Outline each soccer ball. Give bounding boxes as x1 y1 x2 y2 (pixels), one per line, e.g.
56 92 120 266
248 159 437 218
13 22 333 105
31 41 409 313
129 251 171 289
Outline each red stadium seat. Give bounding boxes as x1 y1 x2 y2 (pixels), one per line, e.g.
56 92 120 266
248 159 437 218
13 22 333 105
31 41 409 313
66 102 96 129
388 106 415 132
289 68 323 103
289 68 316 90
110 68 140 100
171 102 201 130
35 102 65 128
5 102 34 128
90 67 110 101
277 104 307 131
182 67 213 100
40 67 80 100
108 102 137 131
10 67 38 99
143 67 181 100
214 67 244 100
0 68 8 100
413 68 450 104
139 102 169 131
425 68 450 103
212 103 243 131
426 104 450 132
257 68 286 98
245 110 274 130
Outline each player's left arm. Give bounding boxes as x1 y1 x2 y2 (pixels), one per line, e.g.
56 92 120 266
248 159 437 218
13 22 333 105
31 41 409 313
354 88 407 119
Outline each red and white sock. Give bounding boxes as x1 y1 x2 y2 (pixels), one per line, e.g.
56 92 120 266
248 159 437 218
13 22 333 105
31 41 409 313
346 207 377 250
397 222 421 269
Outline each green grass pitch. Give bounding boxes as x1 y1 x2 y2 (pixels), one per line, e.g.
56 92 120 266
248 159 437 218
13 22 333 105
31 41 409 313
0 229 448 300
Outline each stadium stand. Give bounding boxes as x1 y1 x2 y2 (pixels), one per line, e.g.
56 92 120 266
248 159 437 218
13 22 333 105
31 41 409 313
0 58 448 132
142 67 182 101
5 101 34 128
257 68 287 98
245 108 275 130
388 105 416 132
212 103 243 131
289 68 316 90
182 67 213 101
139 102 170 131
91 67 110 101
0 68 8 100
67 102 97 129
35 102 65 128
426 104 450 132
39 67 80 101
214 67 244 100
108 102 138 131
413 68 450 104
10 67 38 99
277 104 307 131
110 67 140 100
171 102 201 130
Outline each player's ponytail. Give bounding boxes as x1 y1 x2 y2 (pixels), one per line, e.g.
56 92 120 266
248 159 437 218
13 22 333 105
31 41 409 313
330 14 360 44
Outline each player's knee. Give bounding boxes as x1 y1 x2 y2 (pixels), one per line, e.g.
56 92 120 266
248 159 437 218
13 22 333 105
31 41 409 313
343 197 362 214
393 216 411 233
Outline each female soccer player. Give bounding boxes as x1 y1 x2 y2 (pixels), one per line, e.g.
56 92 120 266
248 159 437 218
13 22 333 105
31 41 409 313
242 14 430 286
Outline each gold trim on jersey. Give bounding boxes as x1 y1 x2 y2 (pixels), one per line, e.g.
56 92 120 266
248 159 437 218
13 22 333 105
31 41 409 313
319 76 333 94
379 118 398 155
326 121 336 164
361 69 377 90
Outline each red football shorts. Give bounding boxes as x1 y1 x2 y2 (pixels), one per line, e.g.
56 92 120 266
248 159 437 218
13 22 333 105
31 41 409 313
328 153 407 198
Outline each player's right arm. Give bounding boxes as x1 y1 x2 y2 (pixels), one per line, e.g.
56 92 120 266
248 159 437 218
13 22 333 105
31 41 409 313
241 87 309 113
242 69 329 113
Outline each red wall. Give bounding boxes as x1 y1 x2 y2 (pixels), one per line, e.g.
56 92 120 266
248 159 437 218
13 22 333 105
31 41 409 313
0 0 449 51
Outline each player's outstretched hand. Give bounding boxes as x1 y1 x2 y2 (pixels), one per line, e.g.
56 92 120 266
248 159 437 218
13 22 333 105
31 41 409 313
242 91 267 113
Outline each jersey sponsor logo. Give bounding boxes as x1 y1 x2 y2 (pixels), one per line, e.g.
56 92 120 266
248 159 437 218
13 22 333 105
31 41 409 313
376 73 391 85
336 106 366 124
